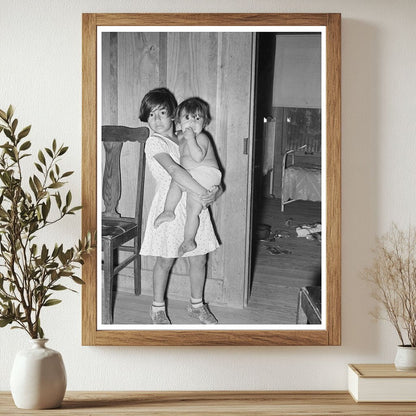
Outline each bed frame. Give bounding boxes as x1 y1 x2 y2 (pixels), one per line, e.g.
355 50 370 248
281 145 321 212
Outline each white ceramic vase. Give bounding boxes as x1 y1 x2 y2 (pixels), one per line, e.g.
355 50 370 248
394 345 416 371
10 338 67 409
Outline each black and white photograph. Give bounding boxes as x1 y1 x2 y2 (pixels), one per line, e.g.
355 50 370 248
98 27 325 328
81 12 341 346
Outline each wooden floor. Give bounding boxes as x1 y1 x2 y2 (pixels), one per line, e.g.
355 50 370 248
111 197 321 326
251 197 322 295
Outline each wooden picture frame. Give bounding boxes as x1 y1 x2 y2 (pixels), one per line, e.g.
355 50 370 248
82 13 341 346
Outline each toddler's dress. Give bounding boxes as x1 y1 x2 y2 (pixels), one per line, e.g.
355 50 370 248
140 133 220 258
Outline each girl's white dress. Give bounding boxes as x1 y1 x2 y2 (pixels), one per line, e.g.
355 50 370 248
140 133 220 258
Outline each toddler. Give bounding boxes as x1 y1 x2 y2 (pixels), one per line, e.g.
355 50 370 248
154 97 222 256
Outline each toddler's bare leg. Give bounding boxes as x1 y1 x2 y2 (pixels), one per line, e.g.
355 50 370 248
178 194 203 256
154 181 182 228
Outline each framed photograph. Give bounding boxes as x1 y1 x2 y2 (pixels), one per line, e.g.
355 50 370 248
82 13 341 346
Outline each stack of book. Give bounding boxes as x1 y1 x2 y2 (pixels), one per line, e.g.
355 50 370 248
348 364 416 402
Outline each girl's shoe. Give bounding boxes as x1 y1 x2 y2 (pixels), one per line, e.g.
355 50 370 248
150 308 171 324
186 303 218 324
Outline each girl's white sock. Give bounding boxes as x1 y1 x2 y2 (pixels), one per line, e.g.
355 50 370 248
191 297 203 309
152 301 166 312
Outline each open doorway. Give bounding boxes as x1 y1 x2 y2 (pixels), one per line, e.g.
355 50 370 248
248 32 323 323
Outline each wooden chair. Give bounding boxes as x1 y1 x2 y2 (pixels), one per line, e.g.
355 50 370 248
101 125 149 324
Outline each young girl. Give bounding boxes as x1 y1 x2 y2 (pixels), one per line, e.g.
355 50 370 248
154 97 222 256
139 87 220 325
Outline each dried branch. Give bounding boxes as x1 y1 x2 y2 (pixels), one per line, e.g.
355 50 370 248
363 223 416 346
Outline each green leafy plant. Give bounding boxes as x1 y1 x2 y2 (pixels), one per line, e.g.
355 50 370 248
363 223 416 347
0 105 94 339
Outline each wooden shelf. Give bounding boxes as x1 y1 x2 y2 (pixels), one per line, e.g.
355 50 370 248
1 391 416 415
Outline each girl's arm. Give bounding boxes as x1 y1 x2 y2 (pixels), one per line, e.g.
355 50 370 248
154 152 207 195
183 129 209 162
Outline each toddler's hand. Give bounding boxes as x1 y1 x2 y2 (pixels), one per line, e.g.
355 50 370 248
183 127 195 141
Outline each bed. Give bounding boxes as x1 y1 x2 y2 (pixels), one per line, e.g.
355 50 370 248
281 144 321 212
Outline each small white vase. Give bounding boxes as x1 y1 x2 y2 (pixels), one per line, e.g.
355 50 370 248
394 345 416 371
10 338 67 409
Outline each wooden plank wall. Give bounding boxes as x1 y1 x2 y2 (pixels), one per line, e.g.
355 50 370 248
101 32 229 304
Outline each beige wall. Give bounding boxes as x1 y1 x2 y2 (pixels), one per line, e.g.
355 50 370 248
1 0 416 391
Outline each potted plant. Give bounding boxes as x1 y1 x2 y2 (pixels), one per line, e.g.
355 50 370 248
363 223 416 370
0 105 94 408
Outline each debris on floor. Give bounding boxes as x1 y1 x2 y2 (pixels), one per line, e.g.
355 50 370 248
274 231 290 239
256 223 272 241
285 218 294 227
265 246 292 255
296 223 322 242
256 218 322 255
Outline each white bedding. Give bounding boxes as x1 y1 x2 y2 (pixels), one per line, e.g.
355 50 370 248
282 165 321 203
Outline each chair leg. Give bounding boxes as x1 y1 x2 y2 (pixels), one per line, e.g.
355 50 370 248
103 241 114 324
133 236 141 296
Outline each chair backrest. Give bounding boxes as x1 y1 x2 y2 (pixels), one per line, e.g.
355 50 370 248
101 125 149 220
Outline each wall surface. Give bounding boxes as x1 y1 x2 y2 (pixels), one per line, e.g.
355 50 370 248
273 34 321 107
1 0 416 391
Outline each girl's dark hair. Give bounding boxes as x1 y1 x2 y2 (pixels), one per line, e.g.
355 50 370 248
139 87 177 122
175 97 212 128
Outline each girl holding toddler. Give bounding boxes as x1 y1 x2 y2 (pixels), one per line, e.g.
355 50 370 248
139 87 221 325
